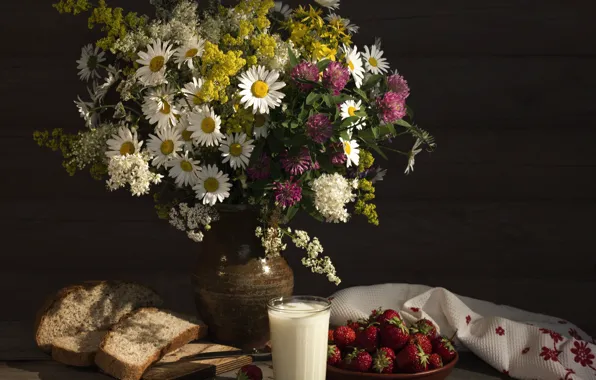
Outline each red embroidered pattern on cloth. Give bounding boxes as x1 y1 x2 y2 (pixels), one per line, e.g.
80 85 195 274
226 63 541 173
465 315 471 325
495 326 505 336
570 341 595 369
522 347 530 354
409 307 419 312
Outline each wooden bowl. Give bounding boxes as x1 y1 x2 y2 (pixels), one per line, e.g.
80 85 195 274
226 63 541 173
326 352 458 380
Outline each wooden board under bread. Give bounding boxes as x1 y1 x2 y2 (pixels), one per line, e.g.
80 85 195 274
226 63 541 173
143 343 252 380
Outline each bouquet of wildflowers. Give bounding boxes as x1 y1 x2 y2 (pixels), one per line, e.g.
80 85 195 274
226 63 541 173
35 0 435 284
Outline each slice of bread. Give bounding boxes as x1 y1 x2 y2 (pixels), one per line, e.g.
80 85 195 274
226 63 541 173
35 281 162 355
95 308 207 380
51 330 106 367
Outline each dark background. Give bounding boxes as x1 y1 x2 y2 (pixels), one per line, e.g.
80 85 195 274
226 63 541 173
1 0 594 336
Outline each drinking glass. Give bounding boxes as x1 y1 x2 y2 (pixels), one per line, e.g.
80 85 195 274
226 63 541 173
268 296 332 380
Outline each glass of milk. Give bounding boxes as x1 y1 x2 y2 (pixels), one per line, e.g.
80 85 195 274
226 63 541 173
268 296 331 380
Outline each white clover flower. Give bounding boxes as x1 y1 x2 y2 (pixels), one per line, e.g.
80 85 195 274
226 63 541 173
107 151 163 196
311 173 357 223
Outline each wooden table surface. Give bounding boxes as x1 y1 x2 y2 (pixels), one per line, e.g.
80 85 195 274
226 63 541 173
0 321 508 380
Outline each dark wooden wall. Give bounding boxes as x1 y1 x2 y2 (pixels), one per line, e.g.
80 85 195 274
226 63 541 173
1 0 595 335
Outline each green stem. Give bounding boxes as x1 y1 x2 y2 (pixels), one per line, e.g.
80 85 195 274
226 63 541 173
90 104 141 116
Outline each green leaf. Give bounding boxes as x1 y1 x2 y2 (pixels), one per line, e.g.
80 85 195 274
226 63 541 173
353 88 368 101
339 129 351 141
285 205 299 222
302 199 324 222
340 116 360 128
249 141 265 165
317 59 331 71
288 47 299 68
406 105 414 119
362 74 384 91
354 109 367 117
371 127 380 139
306 92 321 105
290 134 308 147
395 119 412 128
318 155 334 173
379 124 396 136
322 94 333 107
267 136 284 153
363 140 388 159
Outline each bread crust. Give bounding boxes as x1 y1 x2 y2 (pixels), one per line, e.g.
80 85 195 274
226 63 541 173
95 308 204 380
50 330 107 367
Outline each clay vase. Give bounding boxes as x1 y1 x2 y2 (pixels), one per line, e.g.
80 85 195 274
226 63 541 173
192 205 294 350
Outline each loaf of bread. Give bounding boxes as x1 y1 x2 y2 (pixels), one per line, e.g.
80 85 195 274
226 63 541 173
95 308 207 380
35 281 163 366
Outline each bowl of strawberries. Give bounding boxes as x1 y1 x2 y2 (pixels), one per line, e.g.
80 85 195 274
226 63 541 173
327 308 458 379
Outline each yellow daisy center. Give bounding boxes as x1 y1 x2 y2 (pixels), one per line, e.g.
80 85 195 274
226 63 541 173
251 80 269 98
119 141 135 155
369 57 378 67
201 117 216 133
160 101 171 115
204 177 220 193
160 140 174 155
348 60 354 71
348 106 357 117
344 141 352 155
180 160 193 172
185 48 198 58
254 114 266 128
193 91 202 105
181 129 193 141
149 56 165 72
230 143 243 157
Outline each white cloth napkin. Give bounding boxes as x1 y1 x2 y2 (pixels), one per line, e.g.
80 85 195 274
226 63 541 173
329 283 596 380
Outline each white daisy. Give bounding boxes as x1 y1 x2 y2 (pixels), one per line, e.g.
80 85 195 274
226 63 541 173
405 138 423 174
147 126 183 168
188 105 224 147
343 44 365 88
167 151 201 187
106 127 143 157
74 96 98 128
175 35 205 69
315 0 340 9
193 165 232 206
141 86 179 131
362 45 390 74
182 77 205 107
340 137 360 168
175 115 195 150
219 133 255 170
238 65 286 114
253 113 270 139
272 2 292 19
76 44 105 81
135 39 174 86
340 99 366 130
325 14 358 34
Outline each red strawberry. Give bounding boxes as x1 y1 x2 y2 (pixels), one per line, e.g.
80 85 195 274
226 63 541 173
372 348 394 373
347 319 363 331
343 348 373 372
409 333 432 354
429 353 443 369
327 345 342 366
236 364 263 380
410 318 438 339
376 309 401 325
378 347 396 361
380 317 410 351
334 326 356 349
355 325 380 352
328 329 335 343
432 336 457 363
395 343 430 373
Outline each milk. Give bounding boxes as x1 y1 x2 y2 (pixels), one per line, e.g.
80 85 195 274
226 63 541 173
268 301 331 380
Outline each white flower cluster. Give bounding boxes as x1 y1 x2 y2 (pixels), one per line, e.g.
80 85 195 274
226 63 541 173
290 228 341 285
311 173 358 223
169 202 219 243
255 226 287 257
70 124 116 170
107 151 163 196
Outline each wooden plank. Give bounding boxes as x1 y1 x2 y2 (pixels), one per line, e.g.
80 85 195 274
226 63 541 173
0 361 112 380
